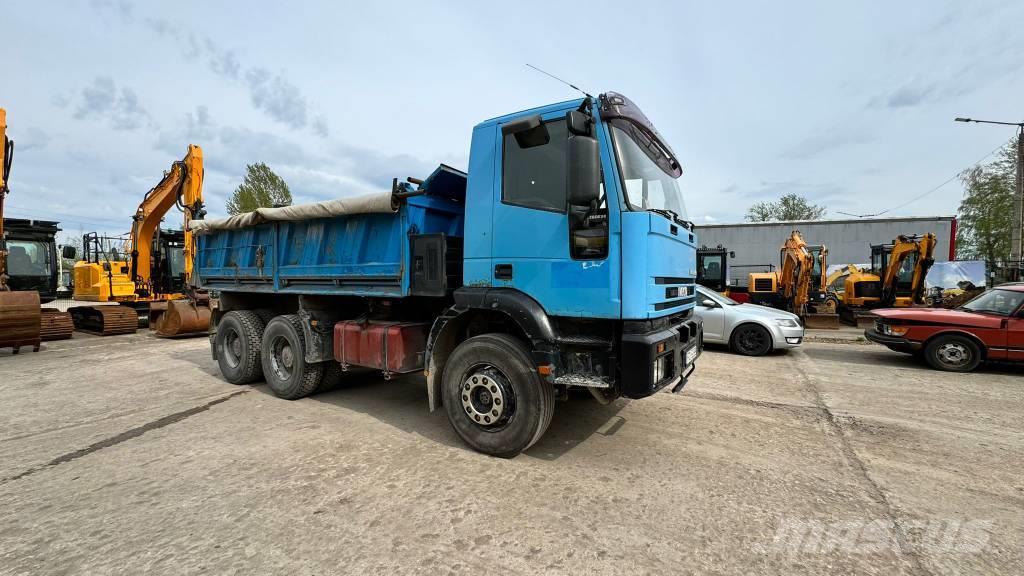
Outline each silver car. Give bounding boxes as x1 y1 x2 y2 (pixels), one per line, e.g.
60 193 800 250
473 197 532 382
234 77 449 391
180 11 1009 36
694 285 805 356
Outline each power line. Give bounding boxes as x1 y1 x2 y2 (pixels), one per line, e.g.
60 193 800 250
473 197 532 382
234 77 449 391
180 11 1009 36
836 136 1013 218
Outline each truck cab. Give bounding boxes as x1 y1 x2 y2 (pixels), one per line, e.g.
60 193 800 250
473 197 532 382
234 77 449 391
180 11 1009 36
197 92 702 457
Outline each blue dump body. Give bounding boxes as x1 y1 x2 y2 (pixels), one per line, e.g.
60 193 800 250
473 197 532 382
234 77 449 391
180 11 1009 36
196 168 466 297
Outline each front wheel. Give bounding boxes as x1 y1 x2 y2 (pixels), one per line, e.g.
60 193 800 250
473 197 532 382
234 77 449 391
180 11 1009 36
442 334 555 458
924 335 982 372
730 324 772 356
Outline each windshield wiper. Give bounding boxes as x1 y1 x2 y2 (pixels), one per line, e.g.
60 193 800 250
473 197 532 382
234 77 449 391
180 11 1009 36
647 208 694 230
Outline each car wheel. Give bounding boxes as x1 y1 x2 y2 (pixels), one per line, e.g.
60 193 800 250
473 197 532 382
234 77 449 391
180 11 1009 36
730 324 772 356
924 335 982 372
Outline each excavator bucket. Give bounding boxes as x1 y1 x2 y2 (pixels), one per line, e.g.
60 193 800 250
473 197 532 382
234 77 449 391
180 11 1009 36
803 312 840 330
69 305 138 336
0 291 41 353
155 299 211 337
147 301 169 330
39 308 74 341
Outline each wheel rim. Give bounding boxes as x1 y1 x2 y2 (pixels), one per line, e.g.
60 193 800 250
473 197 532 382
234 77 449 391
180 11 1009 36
460 366 516 429
936 342 970 367
223 328 242 368
269 336 295 381
737 328 767 353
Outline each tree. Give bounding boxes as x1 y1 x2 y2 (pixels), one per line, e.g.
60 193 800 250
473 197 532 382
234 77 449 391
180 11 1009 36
745 193 826 222
955 139 1018 268
225 162 292 215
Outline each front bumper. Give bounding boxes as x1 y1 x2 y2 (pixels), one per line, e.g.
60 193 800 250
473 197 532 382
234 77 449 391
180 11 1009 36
773 325 806 349
864 328 921 353
620 318 703 399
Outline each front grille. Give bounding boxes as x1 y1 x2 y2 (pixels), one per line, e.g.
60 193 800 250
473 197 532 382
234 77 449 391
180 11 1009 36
655 276 694 285
654 296 695 311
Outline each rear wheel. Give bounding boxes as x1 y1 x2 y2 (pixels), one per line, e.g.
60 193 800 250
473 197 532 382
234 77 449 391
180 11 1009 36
261 315 324 400
924 335 982 372
442 334 554 458
730 324 772 356
215 310 266 384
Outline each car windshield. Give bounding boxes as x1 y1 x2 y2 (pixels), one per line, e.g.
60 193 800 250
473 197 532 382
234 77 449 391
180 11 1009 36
960 288 1024 315
609 121 688 220
698 286 739 306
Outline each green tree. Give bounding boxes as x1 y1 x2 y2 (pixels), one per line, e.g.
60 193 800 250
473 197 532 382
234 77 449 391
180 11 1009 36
745 193 826 222
955 139 1018 268
225 162 292 215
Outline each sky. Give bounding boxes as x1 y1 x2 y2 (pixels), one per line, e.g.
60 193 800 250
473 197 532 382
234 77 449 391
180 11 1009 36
3 0 1023 242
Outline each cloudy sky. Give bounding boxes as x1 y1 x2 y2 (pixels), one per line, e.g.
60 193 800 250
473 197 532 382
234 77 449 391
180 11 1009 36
3 1 1022 240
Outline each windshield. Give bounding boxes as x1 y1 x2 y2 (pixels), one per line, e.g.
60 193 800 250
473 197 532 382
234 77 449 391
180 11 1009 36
6 240 50 276
167 248 185 277
609 121 688 220
698 286 739 306
961 288 1024 315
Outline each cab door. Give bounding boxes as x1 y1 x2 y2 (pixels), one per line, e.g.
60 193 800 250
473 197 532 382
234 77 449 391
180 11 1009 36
1003 300 1024 361
491 111 618 318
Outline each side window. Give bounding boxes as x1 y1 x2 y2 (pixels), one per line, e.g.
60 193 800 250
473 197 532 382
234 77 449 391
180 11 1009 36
502 119 567 212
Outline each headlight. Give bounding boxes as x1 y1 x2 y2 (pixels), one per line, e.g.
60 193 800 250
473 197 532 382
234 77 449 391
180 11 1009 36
881 323 908 336
774 318 800 328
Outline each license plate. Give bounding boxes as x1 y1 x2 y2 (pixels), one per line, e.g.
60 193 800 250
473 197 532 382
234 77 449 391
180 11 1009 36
685 346 698 366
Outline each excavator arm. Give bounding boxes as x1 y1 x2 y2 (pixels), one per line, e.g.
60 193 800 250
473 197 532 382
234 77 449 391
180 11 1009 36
127 145 204 294
1 108 11 290
777 231 812 313
880 233 936 306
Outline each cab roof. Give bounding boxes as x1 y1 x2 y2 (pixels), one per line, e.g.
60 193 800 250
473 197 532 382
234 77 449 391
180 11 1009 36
475 97 586 128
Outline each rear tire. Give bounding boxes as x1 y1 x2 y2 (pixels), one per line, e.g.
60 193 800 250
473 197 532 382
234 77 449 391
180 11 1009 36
442 333 554 458
215 310 266 384
315 361 347 393
924 335 982 372
730 324 772 356
261 315 324 400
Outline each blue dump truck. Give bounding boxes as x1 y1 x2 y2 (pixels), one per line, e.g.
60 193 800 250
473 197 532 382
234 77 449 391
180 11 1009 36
193 92 702 457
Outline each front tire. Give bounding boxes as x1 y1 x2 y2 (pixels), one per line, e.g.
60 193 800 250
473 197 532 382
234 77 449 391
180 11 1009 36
215 310 266 384
442 334 554 458
924 335 982 372
730 324 772 356
261 315 324 400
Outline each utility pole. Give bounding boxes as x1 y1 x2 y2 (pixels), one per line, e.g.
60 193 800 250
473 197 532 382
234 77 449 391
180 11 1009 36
955 117 1024 281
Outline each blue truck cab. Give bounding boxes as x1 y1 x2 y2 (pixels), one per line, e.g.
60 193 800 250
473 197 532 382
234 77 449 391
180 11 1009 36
196 92 702 457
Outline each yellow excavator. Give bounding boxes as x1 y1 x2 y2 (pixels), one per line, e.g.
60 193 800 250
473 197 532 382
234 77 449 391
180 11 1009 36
747 230 840 329
834 233 937 326
0 108 44 352
72 144 210 336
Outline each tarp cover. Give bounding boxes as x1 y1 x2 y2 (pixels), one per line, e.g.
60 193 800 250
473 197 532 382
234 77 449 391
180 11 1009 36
190 192 396 234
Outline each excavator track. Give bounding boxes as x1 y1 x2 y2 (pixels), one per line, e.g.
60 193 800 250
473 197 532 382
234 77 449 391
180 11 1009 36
39 308 74 341
0 291 42 353
69 305 138 336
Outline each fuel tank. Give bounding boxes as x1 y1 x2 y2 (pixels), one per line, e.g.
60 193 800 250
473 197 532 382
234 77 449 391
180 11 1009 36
333 320 428 375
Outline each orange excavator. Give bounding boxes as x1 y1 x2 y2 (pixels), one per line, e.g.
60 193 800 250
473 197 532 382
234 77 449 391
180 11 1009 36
0 108 44 352
71 145 211 336
835 233 937 326
746 230 840 329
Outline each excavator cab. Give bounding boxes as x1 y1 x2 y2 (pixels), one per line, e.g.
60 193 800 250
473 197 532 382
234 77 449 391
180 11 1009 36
840 233 936 325
696 245 732 294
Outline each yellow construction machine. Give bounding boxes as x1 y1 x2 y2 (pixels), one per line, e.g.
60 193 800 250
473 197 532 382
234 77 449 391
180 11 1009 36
72 144 210 336
747 230 839 329
834 233 937 326
0 108 44 353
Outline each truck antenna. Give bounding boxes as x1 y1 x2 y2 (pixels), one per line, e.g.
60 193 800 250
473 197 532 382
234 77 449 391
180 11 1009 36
526 64 594 99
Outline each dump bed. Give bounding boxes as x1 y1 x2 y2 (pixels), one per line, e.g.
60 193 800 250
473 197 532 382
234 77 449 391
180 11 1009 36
194 166 466 298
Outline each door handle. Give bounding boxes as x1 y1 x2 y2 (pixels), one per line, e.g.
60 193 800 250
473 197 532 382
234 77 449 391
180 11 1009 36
494 264 513 280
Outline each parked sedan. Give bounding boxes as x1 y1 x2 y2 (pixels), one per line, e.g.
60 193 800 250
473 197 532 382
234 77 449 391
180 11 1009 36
694 285 805 356
865 283 1024 372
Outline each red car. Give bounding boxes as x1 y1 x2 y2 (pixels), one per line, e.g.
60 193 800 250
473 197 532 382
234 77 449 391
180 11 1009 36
865 284 1024 372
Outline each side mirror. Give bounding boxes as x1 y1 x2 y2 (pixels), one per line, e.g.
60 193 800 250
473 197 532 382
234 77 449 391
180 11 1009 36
700 299 717 308
567 134 600 206
501 114 549 149
62 246 77 260
566 110 591 136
